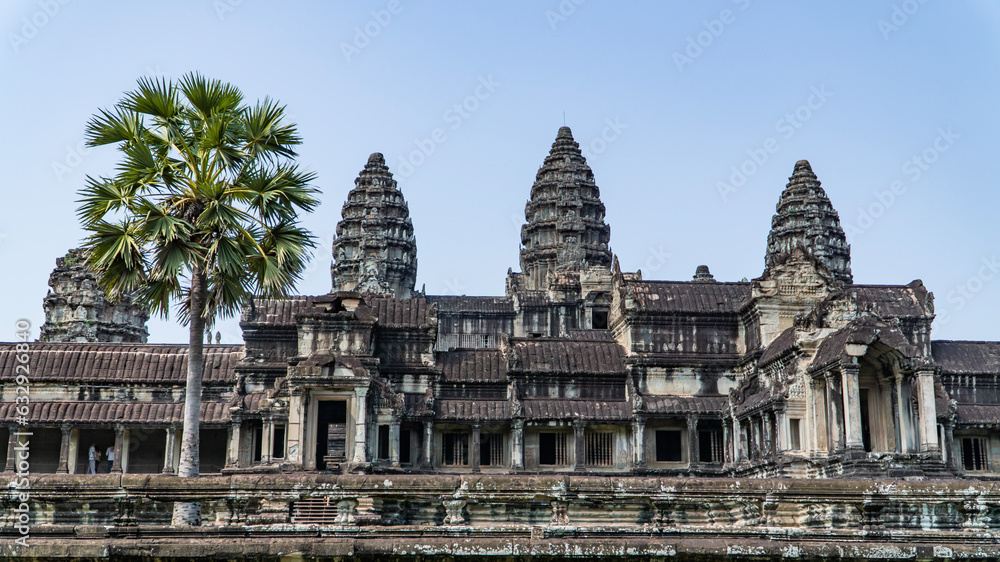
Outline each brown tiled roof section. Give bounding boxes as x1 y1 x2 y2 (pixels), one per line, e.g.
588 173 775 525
643 395 729 415
625 281 750 314
810 320 916 372
956 404 1000 426
522 400 631 421
932 341 1000 375
0 344 242 384
512 339 625 375
759 327 797 367
426 296 514 314
369 297 431 328
246 296 315 325
852 285 928 318
515 291 549 307
0 401 230 425
439 350 508 382
435 399 510 421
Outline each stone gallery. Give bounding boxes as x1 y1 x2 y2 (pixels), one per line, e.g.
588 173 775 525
2 127 1000 559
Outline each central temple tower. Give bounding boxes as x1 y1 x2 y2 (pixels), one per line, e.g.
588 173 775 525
518 127 612 291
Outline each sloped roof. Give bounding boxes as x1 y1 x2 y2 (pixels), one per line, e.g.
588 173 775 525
522 399 631 421
932 341 1000 375
439 349 508 382
368 297 432 328
0 400 231 425
759 327 797 367
851 284 929 318
643 395 729 416
956 404 1000 426
426 296 514 314
435 399 510 421
510 338 625 375
810 320 916 372
244 296 314 325
0 343 242 385
624 281 751 314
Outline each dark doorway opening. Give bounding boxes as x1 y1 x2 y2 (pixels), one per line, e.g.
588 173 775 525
316 400 347 470
860 389 872 452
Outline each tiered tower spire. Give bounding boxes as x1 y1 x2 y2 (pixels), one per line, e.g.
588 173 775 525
765 160 852 284
39 248 149 343
331 153 417 298
518 127 612 290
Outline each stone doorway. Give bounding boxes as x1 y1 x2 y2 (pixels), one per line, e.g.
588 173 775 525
75 428 115 474
315 400 347 471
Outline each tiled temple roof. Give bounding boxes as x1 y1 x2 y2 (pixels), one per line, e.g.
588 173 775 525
243 296 315 326
426 296 514 314
435 399 510 421
0 400 231 425
510 338 626 375
369 297 432 328
810 320 917 372
932 341 1000 375
0 343 243 384
851 282 931 318
522 399 631 421
643 395 729 416
758 327 797 367
624 280 751 314
439 349 508 382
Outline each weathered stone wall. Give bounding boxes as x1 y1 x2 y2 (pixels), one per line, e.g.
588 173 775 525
4 474 1000 560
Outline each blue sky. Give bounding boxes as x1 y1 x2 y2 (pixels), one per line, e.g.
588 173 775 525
2 1 999 344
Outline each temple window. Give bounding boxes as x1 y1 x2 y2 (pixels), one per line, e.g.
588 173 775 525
272 424 286 460
442 432 469 466
655 429 683 463
377 425 390 461
585 430 614 467
698 425 724 464
480 432 504 467
789 418 802 451
961 436 989 472
539 432 568 466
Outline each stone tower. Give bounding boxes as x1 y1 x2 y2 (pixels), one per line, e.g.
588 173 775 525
519 127 612 290
331 153 417 298
764 160 852 284
39 248 149 343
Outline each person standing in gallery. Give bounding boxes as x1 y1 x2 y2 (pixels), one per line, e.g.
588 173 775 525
87 443 97 474
106 444 115 473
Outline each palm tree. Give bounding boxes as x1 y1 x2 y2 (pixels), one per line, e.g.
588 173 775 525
77 72 318 525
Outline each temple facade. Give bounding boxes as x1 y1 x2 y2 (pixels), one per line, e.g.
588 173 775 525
3 128 1000 559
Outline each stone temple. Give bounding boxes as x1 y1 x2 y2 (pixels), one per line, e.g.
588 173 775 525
3 127 1000 560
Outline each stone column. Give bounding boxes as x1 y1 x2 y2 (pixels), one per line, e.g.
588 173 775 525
732 417 742 462
574 420 586 471
389 419 401 468
841 363 864 452
57 425 72 473
916 370 940 453
112 425 125 473
286 388 303 466
261 419 273 465
423 421 434 467
826 373 844 451
687 416 699 465
774 409 786 455
723 419 732 465
226 421 241 469
351 388 368 465
471 424 481 472
632 418 646 468
511 420 524 470
162 426 177 474
4 426 18 472
892 373 910 453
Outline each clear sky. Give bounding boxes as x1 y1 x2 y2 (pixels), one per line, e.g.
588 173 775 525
2 1 999 344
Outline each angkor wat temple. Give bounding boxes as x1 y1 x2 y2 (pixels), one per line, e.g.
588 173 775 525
3 127 1000 560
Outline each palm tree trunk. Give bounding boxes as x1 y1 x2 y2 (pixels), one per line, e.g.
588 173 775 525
171 268 207 526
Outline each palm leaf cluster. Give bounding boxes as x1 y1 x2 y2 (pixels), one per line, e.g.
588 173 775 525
78 72 319 324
